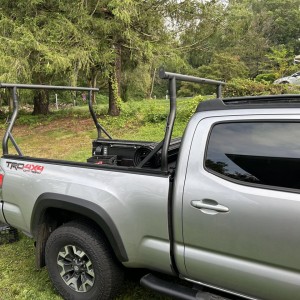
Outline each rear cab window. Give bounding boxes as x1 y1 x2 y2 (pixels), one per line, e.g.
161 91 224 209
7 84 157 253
205 122 300 190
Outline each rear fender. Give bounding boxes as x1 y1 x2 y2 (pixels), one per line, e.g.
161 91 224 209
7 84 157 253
31 193 128 263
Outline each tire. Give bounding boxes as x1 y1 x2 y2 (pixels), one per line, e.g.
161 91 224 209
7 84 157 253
45 221 124 300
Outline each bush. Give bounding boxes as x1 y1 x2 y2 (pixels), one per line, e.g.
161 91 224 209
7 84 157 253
143 101 169 123
177 95 204 122
118 95 204 125
178 82 215 98
224 78 300 97
255 73 277 83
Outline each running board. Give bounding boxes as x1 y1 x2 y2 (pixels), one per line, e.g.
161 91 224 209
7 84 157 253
140 273 232 300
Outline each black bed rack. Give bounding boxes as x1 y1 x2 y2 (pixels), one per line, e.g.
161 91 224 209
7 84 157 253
142 68 226 172
0 83 104 156
1 70 226 173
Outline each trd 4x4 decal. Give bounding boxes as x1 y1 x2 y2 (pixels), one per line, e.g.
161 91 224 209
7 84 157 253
6 161 44 174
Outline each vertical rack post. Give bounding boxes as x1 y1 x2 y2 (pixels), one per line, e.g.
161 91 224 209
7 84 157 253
216 84 222 98
2 86 22 155
88 90 112 140
1 83 104 156
88 90 101 139
159 68 225 172
161 77 177 172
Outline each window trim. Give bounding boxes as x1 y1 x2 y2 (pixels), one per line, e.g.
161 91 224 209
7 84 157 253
203 119 300 194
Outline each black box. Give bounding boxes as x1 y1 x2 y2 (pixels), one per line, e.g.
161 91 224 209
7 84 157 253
91 138 182 168
87 155 117 165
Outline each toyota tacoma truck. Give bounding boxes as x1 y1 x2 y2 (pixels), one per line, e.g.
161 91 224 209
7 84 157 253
0 70 299 300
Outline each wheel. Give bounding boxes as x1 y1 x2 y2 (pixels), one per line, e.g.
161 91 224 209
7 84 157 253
280 81 289 84
45 221 124 300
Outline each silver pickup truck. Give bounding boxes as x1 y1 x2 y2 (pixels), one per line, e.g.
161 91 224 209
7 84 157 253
0 70 299 300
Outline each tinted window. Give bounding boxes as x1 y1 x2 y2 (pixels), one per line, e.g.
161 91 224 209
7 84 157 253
205 122 300 189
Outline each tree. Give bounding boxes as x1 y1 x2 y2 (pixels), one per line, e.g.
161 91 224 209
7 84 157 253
178 52 249 96
251 0 300 52
87 0 180 115
0 1 99 114
177 0 299 79
179 0 227 68
55 0 179 115
265 45 297 77
1 0 299 117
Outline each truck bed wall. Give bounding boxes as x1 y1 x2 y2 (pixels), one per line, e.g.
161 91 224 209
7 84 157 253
1 157 173 273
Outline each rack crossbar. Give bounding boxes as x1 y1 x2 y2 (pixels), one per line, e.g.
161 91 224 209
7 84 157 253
0 83 99 92
159 69 225 86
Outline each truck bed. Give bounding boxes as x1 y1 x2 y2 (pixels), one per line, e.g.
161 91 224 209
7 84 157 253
0 154 173 272
88 137 182 169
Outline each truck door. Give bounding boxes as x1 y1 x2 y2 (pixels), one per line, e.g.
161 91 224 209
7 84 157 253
181 115 300 300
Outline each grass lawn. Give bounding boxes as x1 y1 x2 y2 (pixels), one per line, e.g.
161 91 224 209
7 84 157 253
0 99 198 299
0 233 169 300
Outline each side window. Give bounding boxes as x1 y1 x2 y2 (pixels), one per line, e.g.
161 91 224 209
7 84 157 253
205 122 300 190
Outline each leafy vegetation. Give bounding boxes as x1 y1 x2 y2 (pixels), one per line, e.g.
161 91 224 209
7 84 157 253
224 79 300 97
0 0 300 115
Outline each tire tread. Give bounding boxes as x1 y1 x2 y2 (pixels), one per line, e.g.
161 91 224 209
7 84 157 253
45 220 124 300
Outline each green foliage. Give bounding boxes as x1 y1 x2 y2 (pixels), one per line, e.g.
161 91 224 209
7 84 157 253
198 53 249 82
96 94 109 105
224 79 266 97
251 0 300 50
1 0 300 110
178 53 249 97
143 101 169 123
130 96 204 124
0 2 98 83
178 82 203 97
255 73 277 83
177 95 204 121
122 65 152 101
265 45 296 77
179 1 226 68
224 78 300 97
179 0 300 79
118 100 146 118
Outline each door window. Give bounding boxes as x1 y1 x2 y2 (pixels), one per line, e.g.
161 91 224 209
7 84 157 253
205 122 300 190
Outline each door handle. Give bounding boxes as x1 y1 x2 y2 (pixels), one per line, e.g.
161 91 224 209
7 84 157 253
191 200 229 213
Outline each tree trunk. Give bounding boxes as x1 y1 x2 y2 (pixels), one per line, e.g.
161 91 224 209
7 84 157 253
115 43 122 98
32 90 49 115
108 72 120 116
108 43 122 116
148 66 157 99
8 90 13 113
92 73 97 104
88 68 98 104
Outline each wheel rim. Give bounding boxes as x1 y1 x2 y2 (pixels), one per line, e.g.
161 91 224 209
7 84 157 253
57 245 95 293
